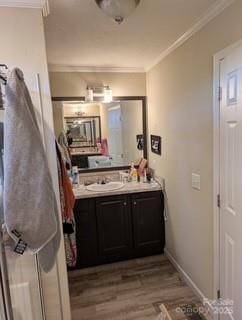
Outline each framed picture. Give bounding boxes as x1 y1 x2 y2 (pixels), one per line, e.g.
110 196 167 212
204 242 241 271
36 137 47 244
151 135 161 155
136 134 144 150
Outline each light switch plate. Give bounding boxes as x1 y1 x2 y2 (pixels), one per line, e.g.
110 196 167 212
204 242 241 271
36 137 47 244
192 173 201 190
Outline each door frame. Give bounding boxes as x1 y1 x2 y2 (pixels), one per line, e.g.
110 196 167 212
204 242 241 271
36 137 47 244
213 38 242 319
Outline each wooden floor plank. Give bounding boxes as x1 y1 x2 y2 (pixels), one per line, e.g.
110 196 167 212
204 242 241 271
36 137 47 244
68 255 209 320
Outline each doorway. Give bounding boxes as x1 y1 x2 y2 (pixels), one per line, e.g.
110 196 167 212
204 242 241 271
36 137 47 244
214 40 242 320
107 105 124 166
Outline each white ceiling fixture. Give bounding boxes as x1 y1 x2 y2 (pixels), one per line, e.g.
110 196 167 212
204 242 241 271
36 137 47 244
95 0 140 24
0 0 50 16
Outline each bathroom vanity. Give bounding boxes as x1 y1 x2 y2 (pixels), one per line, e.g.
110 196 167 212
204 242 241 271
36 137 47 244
73 182 165 269
53 96 165 269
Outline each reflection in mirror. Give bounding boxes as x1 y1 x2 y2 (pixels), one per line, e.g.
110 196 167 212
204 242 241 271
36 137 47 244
52 99 145 171
65 117 101 147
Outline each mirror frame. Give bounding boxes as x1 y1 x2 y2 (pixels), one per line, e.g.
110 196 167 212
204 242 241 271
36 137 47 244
52 96 147 172
65 116 101 148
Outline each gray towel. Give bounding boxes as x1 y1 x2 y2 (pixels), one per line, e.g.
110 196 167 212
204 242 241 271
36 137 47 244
0 122 4 225
0 84 4 109
3 68 60 272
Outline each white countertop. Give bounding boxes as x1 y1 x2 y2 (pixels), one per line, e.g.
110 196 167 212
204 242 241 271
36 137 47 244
73 181 162 199
71 151 101 156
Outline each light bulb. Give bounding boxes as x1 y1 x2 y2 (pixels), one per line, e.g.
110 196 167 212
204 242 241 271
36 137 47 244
85 86 93 102
104 86 113 103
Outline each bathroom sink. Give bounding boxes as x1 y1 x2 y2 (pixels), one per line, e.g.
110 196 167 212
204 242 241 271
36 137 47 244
86 182 124 192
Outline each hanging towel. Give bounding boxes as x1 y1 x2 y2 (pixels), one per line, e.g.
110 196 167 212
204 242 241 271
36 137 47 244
101 138 109 156
58 131 72 169
56 142 75 222
3 68 60 272
0 123 3 225
56 142 77 268
0 84 4 109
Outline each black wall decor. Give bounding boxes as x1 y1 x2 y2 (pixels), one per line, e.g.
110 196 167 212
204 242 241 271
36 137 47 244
136 134 144 150
151 135 161 155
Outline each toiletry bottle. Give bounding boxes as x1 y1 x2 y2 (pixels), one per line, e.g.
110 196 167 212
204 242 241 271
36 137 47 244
146 168 152 183
72 166 79 187
137 171 140 183
143 169 147 183
130 163 138 182
130 163 134 181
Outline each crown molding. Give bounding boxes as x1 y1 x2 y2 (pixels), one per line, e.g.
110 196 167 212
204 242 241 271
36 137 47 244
146 0 235 71
0 0 50 16
48 64 146 73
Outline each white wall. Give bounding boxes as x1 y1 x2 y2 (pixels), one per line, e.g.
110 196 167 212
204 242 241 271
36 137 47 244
49 71 146 97
52 101 64 138
0 7 70 320
63 102 101 117
147 0 242 300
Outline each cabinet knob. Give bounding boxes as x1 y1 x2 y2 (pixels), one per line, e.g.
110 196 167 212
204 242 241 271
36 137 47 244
133 201 137 205
123 202 127 206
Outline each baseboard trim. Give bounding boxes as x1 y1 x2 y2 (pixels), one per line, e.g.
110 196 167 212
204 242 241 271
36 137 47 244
165 249 217 319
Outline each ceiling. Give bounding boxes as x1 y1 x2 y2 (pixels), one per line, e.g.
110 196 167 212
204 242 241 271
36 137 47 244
44 0 221 71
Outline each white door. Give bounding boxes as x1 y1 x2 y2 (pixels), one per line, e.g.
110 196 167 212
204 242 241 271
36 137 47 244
107 106 124 165
220 44 242 320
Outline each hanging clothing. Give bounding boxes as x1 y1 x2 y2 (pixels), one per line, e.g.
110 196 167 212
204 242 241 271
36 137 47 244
56 142 77 268
58 131 72 169
3 68 60 272
101 138 109 156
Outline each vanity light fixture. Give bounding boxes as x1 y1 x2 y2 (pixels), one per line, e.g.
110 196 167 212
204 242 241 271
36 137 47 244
85 86 94 102
85 85 113 102
75 111 86 116
104 86 113 103
95 0 141 24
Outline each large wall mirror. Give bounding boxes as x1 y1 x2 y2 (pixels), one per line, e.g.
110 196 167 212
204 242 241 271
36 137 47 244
52 97 147 172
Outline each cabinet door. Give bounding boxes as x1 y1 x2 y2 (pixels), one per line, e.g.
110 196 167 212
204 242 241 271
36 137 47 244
74 199 98 268
132 191 165 257
96 195 133 263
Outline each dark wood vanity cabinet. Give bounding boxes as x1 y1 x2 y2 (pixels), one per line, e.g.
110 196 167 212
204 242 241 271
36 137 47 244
74 199 98 268
74 191 165 269
132 192 165 257
96 195 133 264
